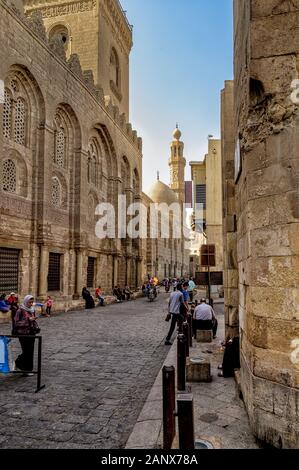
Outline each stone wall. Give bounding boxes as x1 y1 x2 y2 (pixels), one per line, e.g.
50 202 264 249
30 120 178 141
0 0 142 319
234 0 299 448
221 80 238 338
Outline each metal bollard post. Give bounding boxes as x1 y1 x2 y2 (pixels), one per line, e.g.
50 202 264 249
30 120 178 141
162 366 176 450
177 334 186 391
183 322 190 358
177 393 195 450
187 313 193 347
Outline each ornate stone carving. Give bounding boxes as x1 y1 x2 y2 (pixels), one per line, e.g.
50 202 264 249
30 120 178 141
83 70 96 93
25 0 97 18
26 11 47 42
94 85 105 105
101 2 132 55
67 54 83 78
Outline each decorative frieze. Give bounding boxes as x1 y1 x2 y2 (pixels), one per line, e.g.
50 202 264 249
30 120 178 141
25 0 96 18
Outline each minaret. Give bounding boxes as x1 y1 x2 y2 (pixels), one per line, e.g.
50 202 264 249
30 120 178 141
168 124 186 205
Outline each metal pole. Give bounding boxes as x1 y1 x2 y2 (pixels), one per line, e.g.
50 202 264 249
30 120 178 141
187 313 193 347
177 334 186 391
162 366 176 450
177 393 195 450
182 322 189 358
35 336 45 393
208 265 211 306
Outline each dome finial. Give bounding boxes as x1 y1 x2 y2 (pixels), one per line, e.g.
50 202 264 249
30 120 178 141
173 124 181 141
157 171 160 181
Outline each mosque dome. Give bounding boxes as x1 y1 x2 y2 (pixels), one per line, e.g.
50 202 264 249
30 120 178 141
147 180 178 205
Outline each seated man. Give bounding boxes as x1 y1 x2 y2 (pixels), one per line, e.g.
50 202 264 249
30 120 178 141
193 298 218 339
123 286 132 301
0 294 9 313
95 286 105 306
113 286 123 303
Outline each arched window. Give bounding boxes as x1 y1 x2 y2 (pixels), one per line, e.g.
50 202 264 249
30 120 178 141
2 159 16 194
3 89 12 139
110 48 120 88
51 177 61 208
14 97 26 146
54 127 66 168
49 24 70 53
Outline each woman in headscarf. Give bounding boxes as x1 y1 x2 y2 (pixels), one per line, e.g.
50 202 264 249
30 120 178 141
82 287 95 309
13 295 39 376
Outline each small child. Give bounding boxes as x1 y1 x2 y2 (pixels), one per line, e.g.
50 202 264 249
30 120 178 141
45 296 53 317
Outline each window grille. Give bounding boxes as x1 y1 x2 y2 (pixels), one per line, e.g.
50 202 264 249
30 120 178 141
0 248 20 293
55 128 65 167
48 253 61 292
14 98 26 146
3 90 12 139
51 177 61 208
2 159 16 194
87 257 95 288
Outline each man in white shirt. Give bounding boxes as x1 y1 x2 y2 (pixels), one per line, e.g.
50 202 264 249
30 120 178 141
193 298 218 339
188 278 196 302
165 286 184 345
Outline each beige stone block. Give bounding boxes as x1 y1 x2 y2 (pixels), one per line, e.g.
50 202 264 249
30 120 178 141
251 405 299 449
267 318 299 354
251 13 299 59
186 357 211 383
250 55 298 96
251 225 292 257
246 286 299 321
243 141 268 173
196 330 213 343
250 256 299 288
247 164 298 201
251 0 291 18
246 314 268 349
252 347 298 389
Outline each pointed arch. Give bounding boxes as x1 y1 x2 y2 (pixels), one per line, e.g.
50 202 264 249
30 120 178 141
3 64 45 149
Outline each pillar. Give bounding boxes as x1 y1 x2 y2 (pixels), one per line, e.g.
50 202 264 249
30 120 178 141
38 245 49 297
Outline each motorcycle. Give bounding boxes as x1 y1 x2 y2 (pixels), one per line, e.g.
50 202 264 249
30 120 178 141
148 287 157 302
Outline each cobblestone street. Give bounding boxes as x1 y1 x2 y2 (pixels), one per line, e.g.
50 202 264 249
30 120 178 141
0 294 171 449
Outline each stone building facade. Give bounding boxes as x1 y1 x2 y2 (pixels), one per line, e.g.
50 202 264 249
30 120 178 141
0 0 143 320
190 139 224 280
222 0 299 448
141 128 190 281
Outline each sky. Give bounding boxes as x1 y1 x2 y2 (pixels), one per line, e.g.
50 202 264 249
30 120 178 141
121 0 233 192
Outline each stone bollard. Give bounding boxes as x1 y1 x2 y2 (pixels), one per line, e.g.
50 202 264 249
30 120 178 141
163 366 176 450
177 334 186 391
196 330 213 343
186 357 212 383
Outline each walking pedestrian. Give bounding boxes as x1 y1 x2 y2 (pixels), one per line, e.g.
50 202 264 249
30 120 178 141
165 285 184 345
13 295 40 376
